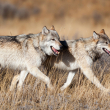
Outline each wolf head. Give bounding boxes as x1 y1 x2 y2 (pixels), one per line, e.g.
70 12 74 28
93 29 110 55
40 26 63 56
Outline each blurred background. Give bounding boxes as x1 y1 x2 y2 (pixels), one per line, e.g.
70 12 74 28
1 1 110 109
0 0 110 39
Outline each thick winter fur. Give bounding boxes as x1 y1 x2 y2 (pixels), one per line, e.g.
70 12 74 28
11 29 110 93
42 29 110 93
0 26 62 91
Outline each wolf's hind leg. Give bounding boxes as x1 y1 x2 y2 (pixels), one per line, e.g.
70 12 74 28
60 70 77 91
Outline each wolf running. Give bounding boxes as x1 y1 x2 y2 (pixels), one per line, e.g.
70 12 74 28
0 26 63 91
0 26 110 94
42 29 110 93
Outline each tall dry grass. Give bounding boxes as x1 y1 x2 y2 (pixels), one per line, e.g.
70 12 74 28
0 55 110 110
0 0 110 109
0 19 110 110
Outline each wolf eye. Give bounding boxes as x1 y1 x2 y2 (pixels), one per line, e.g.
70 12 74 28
51 39 55 41
105 42 108 44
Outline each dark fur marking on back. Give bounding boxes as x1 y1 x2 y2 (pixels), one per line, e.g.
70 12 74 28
0 34 37 44
0 36 20 44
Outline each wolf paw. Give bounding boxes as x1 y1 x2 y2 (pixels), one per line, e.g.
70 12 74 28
102 89 110 96
48 84 54 91
60 86 65 91
106 89 110 95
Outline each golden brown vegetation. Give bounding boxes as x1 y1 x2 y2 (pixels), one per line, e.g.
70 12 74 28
0 58 110 110
0 0 110 109
0 0 110 37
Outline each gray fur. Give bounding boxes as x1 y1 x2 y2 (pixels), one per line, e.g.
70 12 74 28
0 26 62 91
43 30 110 93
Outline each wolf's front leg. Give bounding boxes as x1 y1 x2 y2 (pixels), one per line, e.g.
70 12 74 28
10 74 20 91
10 70 28 91
17 70 28 91
60 70 77 91
78 58 109 93
81 67 110 93
28 66 53 90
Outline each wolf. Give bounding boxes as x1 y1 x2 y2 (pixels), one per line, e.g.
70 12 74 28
42 29 110 93
11 29 110 93
0 26 62 91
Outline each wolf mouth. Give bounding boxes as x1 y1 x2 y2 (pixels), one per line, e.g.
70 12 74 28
50 46 60 56
103 48 110 55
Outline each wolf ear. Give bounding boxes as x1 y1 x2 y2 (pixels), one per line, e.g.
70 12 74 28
42 26 49 35
100 29 105 34
93 31 99 39
50 25 55 30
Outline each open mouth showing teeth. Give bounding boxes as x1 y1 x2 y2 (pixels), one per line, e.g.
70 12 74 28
50 46 60 56
103 48 110 55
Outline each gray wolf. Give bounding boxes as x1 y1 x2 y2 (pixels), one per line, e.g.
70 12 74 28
11 29 110 93
0 26 62 91
42 29 110 93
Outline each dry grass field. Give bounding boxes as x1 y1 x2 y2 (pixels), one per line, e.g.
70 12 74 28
0 0 110 110
0 58 110 110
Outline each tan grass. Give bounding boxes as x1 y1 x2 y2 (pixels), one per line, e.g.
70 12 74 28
0 0 110 109
0 61 110 110
0 18 110 109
